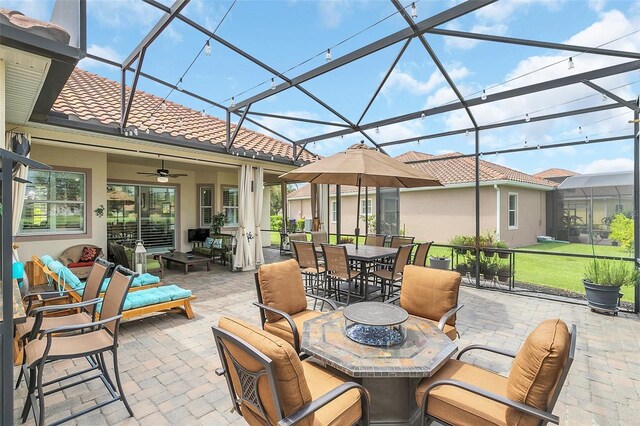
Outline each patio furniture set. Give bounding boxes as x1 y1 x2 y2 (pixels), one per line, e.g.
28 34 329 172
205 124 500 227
213 257 577 425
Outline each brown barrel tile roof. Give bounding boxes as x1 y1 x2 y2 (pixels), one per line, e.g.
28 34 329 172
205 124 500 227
52 68 315 162
533 168 578 179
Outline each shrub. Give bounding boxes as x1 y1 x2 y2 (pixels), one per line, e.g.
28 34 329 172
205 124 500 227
609 213 634 252
339 237 355 244
296 219 306 232
270 215 283 231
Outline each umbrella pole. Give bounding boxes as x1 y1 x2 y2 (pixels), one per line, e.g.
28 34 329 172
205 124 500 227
355 175 361 249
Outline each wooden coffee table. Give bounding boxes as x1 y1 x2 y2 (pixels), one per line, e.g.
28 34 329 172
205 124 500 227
158 252 211 274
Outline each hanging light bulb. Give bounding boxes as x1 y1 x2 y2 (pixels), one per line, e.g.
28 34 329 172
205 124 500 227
411 2 417 18
525 113 531 123
230 97 235 108
417 139 421 146
537 144 541 149
375 126 380 134
145 129 150 134
201 109 206 117
161 101 167 111
465 130 469 137
578 126 583 134
568 57 575 70
204 40 211 56
133 128 139 136
177 78 183 91
524 140 527 147
585 136 589 143
271 78 276 90
481 89 487 101
420 112 425 120
602 93 608 102
325 48 332 62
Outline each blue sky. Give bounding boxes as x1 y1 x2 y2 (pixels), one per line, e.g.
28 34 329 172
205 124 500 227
7 0 640 175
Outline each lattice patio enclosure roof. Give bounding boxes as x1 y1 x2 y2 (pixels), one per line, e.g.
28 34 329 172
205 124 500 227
54 0 639 167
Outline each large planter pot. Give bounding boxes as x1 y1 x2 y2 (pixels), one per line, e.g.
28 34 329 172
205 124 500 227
583 279 621 313
429 257 451 270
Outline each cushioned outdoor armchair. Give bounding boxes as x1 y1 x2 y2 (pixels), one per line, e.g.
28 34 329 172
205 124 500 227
388 265 463 340
192 233 233 265
254 259 336 354
416 319 576 426
58 244 105 279
213 316 370 426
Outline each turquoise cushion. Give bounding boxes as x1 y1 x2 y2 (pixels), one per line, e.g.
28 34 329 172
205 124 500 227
203 237 214 248
157 284 192 300
13 262 24 280
40 255 55 266
58 266 81 288
133 273 161 287
98 285 190 313
48 260 64 274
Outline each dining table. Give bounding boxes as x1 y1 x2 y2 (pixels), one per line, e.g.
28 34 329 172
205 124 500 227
317 243 399 301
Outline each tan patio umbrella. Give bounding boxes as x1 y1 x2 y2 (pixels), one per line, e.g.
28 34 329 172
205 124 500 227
280 142 442 248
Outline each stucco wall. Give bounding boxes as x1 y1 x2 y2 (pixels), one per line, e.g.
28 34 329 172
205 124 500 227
499 185 546 247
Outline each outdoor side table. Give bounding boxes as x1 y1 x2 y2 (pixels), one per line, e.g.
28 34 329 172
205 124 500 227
301 307 458 425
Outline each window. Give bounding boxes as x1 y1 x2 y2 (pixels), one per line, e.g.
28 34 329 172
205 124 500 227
223 186 239 225
199 186 214 227
508 193 518 229
361 199 372 215
332 201 337 223
20 170 86 235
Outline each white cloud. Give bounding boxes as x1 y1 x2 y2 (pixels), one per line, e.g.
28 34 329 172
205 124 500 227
383 66 469 99
90 0 161 29
475 0 561 23
0 0 50 21
588 0 607 12
444 23 508 50
576 158 633 174
78 44 122 70
318 0 351 28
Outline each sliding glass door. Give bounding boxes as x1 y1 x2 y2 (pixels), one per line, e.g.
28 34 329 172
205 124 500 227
107 184 176 251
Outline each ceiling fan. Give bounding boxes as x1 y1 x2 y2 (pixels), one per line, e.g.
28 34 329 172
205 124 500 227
137 160 187 183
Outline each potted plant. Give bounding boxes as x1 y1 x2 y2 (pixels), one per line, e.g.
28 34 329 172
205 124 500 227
211 212 227 234
483 259 499 280
449 235 465 254
429 256 451 270
583 259 638 314
497 264 511 283
495 241 510 259
455 262 468 275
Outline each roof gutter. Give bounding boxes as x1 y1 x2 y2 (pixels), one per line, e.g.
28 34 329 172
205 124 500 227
399 180 556 192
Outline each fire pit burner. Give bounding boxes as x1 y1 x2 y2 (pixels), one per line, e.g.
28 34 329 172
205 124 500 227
343 302 409 347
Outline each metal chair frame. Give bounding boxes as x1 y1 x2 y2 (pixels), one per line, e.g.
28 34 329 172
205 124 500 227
320 244 362 306
419 324 577 426
412 242 434 267
373 244 414 300
291 240 325 295
212 324 371 426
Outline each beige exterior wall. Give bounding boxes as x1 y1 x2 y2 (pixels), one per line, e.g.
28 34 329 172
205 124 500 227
289 185 547 247
288 193 376 235
12 123 294 261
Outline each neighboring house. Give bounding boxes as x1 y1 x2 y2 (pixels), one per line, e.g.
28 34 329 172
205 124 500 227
1 10 311 262
288 152 558 247
534 168 578 184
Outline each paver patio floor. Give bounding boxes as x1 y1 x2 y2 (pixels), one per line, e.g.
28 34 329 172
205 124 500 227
14 248 640 425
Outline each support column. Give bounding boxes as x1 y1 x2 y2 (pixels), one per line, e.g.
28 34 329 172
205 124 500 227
633 106 639 314
475 131 480 288
336 185 342 242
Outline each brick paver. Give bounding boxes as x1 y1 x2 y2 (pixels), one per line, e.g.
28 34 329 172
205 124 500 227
14 248 640 425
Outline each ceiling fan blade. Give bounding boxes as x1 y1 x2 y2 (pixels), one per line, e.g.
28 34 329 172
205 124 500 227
168 174 188 178
137 172 158 176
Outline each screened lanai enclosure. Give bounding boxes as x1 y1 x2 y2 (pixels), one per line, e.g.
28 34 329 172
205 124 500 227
2 0 640 422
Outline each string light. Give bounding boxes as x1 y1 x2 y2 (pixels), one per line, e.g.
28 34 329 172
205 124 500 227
481 89 487 101
161 101 167 111
420 112 425 120
410 2 417 19
524 140 527 147
177 78 183 91
325 49 332 62
585 136 589 143
465 130 469 137
271 78 276 90
133 128 139 136
201 109 206 117
602 93 608 102
568 57 575 70
230 97 235 108
525 113 531 122
417 139 420 146
145 129 150 134
204 40 211 56
578 126 583 134
375 126 380 134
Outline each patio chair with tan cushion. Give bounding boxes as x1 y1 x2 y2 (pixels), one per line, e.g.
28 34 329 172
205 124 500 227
310 231 328 247
254 259 336 354
364 234 386 247
291 240 325 294
20 266 137 425
321 244 361 305
390 235 415 248
371 244 414 301
413 241 433 267
213 316 370 426
416 319 576 426
388 265 462 340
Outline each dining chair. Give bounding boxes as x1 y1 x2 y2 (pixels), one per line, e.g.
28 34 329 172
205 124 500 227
212 316 370 426
254 259 336 354
364 234 386 247
372 244 414 300
416 319 576 426
21 266 136 426
321 244 361 305
412 241 433 267
388 265 463 340
15 258 114 388
291 240 325 295
310 230 328 247
390 235 415 248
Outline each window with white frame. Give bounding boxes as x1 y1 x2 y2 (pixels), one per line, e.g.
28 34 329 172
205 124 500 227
199 186 214 227
331 201 337 223
20 170 86 235
361 198 372 215
223 186 239 226
508 193 518 229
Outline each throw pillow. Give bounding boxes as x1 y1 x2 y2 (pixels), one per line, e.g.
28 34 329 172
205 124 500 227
79 246 99 262
203 237 215 249
213 238 223 249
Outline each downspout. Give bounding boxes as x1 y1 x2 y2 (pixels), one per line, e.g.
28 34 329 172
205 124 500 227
494 184 501 241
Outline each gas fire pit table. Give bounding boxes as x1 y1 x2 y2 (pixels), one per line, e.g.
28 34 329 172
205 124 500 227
301 303 457 425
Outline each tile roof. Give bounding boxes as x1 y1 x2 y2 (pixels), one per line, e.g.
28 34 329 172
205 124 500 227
396 151 558 188
51 68 315 162
533 168 578 179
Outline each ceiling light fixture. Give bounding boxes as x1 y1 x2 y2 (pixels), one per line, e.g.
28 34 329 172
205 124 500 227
157 176 169 183
411 2 417 18
204 40 211 56
325 49 332 62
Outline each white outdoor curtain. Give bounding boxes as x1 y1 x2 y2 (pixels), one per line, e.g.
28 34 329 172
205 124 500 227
5 133 30 260
233 165 254 271
253 167 265 265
